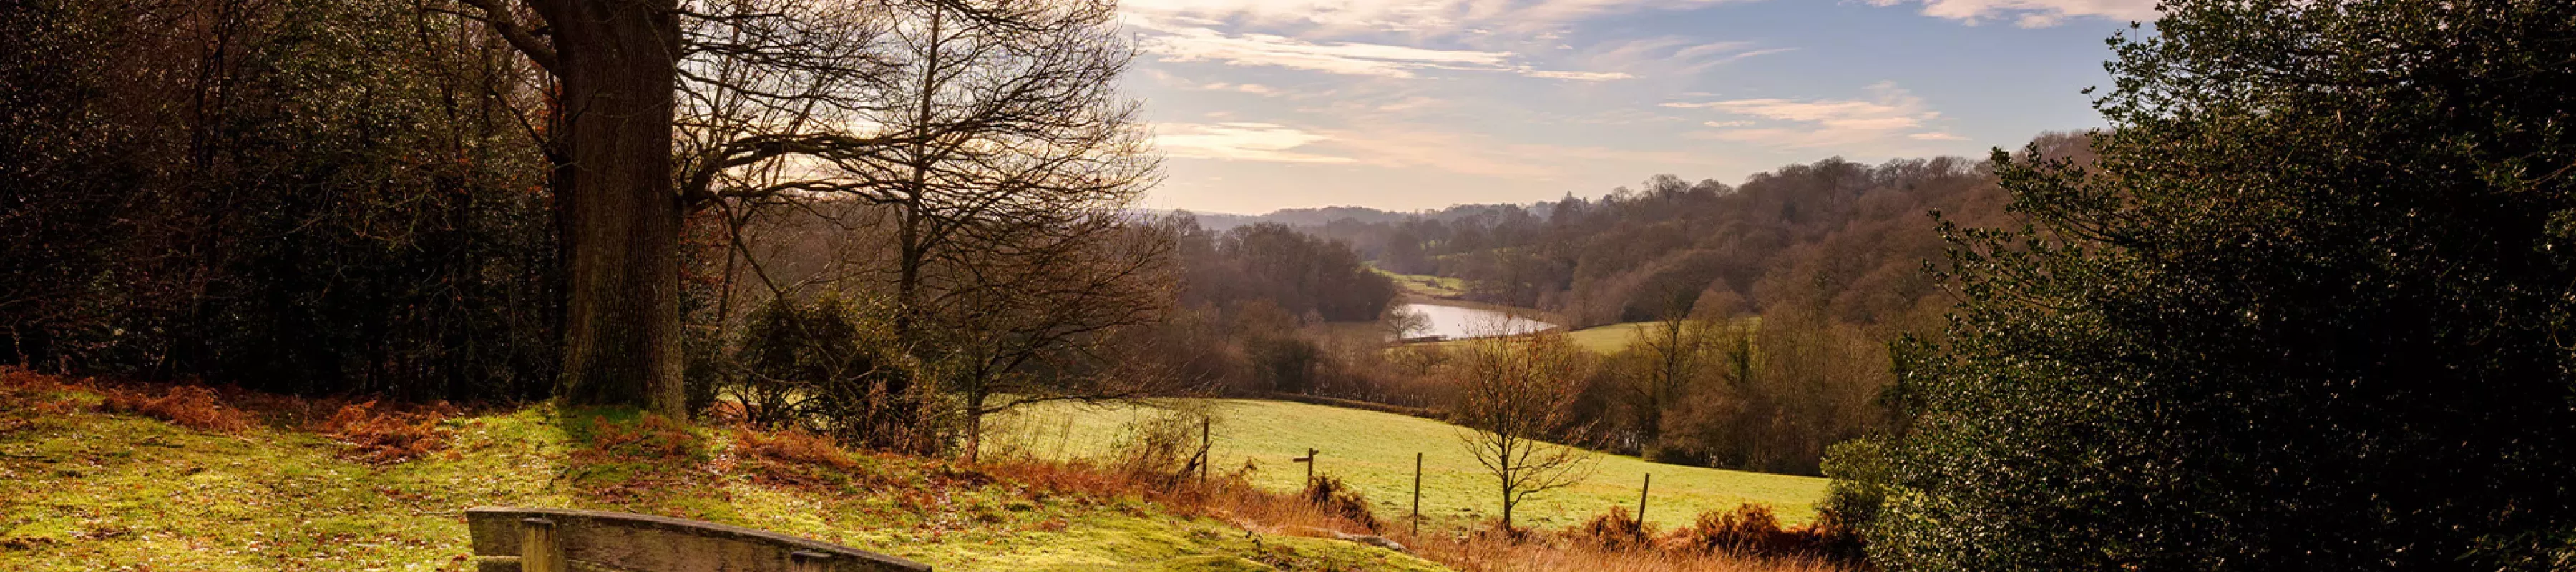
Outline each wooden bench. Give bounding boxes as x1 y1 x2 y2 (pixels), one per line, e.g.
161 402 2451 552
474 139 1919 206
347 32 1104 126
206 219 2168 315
465 507 932 572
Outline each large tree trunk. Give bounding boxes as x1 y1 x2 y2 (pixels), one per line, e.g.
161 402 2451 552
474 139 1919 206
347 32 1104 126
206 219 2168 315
544 0 685 417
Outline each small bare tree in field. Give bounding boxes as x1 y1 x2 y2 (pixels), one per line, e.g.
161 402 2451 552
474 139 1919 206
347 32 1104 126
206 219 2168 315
1450 327 1599 531
1616 300 1722 455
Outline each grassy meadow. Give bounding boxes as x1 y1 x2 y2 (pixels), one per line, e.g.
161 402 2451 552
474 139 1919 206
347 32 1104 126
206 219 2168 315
1415 317 1763 355
1374 268 1468 298
985 398 1830 530
0 380 1440 571
1415 321 1661 354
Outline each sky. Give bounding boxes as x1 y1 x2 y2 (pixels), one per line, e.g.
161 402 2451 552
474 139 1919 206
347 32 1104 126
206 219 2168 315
1116 0 2160 214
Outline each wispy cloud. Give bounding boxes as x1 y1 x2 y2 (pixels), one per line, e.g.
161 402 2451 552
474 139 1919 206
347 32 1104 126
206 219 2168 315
1667 82 1958 148
1202 82 1279 95
1140 26 1513 78
1521 69 1637 81
1121 0 1757 36
1138 23 1636 81
1156 122 1357 163
1561 37 1795 79
1868 0 2158 27
1310 124 1712 178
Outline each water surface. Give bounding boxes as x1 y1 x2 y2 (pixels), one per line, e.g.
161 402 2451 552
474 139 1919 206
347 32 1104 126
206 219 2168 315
1397 302 1554 340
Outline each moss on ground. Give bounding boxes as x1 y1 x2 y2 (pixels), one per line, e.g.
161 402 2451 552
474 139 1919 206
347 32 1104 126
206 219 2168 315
0 384 1442 571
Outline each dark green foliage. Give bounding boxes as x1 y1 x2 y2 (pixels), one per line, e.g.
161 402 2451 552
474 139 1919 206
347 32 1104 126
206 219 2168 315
1872 0 2576 568
1815 438 1889 542
724 294 944 453
0 0 558 401
0 0 159 370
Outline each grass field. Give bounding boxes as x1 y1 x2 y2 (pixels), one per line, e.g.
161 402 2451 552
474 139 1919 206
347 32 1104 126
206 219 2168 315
1418 321 1650 354
986 398 1830 530
0 380 1440 571
1565 322 1655 353
1372 268 1468 297
1418 318 1762 355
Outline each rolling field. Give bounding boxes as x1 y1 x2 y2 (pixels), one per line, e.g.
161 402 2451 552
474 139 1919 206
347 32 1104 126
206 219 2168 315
986 398 1830 530
1565 322 1655 352
0 384 1440 571
1418 321 1650 353
1418 317 1762 355
1372 268 1468 297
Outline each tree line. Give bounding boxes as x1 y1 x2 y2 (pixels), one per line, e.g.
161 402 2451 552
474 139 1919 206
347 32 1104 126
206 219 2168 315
1259 150 2078 475
0 0 1179 452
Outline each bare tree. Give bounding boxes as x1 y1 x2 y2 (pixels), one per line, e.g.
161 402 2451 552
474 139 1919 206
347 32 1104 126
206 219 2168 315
925 212 1177 460
1617 302 1719 452
866 0 1148 335
671 0 1158 457
447 0 1117 415
1450 328 1599 531
1382 305 1432 340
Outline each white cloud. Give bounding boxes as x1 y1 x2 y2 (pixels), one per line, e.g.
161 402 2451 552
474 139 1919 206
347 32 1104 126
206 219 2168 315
1156 122 1358 163
1868 0 2158 27
1141 26 1513 78
1203 82 1279 94
1121 0 1756 36
1555 37 1794 80
1522 69 1638 81
1139 24 1639 81
1374 97 1446 112
1667 82 1955 148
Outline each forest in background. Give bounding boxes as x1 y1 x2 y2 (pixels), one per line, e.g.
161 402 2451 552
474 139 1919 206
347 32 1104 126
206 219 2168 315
1190 139 2098 474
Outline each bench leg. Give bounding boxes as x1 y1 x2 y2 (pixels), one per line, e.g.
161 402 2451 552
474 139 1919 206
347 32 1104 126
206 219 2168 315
792 549 832 572
520 518 562 572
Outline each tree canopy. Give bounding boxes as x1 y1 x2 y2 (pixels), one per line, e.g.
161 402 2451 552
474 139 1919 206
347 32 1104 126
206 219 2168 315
1868 0 2576 568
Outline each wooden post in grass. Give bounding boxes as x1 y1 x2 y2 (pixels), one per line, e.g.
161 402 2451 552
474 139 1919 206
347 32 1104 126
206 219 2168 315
1636 473 1652 528
1292 448 1318 486
1412 452 1423 537
519 517 562 572
1199 418 1211 485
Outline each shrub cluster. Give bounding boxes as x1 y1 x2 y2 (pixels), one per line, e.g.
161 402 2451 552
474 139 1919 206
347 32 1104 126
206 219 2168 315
97 385 250 434
1300 475 1382 532
1568 506 1654 551
1561 503 1864 564
316 401 454 464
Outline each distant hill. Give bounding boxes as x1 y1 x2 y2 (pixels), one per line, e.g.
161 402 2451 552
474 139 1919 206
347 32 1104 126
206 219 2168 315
1161 202 1558 232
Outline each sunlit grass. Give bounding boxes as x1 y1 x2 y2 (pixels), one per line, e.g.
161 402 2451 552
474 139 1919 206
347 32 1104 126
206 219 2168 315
1372 267 1468 297
985 398 1828 531
0 382 1441 571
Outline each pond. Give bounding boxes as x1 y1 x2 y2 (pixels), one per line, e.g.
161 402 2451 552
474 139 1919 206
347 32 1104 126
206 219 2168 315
1395 302 1556 340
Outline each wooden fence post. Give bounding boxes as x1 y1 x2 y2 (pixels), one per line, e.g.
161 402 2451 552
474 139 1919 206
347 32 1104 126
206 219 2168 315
1412 452 1423 537
1636 473 1652 528
519 517 561 572
1200 418 1211 485
1291 448 1319 486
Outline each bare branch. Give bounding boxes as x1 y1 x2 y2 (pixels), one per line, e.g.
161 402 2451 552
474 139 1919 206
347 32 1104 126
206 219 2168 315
453 0 557 72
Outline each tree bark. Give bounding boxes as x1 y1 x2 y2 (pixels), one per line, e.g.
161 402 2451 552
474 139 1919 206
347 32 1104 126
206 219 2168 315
541 0 686 418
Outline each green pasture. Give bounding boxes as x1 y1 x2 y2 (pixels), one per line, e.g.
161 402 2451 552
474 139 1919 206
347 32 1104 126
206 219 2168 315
0 388 1438 571
1372 268 1468 297
985 398 1829 531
